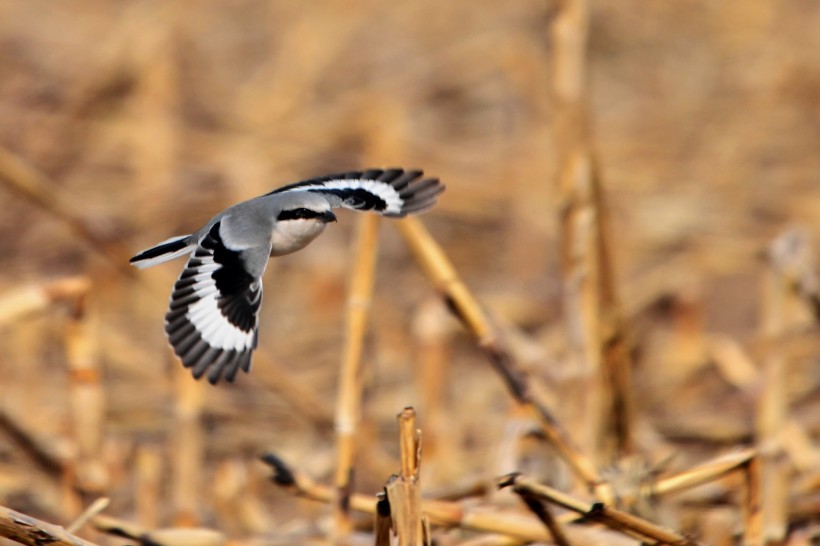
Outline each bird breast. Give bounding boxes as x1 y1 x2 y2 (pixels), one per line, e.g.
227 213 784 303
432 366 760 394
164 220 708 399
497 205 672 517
270 220 327 256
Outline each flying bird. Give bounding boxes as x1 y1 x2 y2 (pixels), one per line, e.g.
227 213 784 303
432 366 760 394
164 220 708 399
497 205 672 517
130 169 444 384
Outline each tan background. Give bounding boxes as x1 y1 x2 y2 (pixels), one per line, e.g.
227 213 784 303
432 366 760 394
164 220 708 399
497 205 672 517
0 0 818 542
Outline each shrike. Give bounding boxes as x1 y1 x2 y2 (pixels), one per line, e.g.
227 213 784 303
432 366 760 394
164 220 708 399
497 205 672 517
131 169 444 384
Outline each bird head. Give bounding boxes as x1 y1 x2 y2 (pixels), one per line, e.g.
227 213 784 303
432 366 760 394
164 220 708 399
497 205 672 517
270 196 337 256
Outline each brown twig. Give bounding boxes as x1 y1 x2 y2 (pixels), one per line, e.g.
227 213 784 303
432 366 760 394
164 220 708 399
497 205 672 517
0 503 99 546
395 217 612 502
498 473 699 546
334 213 381 541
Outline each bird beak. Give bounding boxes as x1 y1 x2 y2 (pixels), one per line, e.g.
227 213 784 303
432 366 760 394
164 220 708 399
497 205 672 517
320 210 337 223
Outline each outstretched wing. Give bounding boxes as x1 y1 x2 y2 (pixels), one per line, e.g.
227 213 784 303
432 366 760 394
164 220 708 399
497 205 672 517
164 222 269 384
266 168 444 217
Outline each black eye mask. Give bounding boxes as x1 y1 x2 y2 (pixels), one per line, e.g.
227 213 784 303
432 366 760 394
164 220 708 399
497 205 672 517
276 207 325 221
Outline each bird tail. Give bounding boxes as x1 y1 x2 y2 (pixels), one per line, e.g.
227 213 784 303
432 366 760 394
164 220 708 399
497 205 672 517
130 235 193 269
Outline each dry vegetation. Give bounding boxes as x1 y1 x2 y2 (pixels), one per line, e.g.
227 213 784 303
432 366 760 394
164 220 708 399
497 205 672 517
1 1 820 545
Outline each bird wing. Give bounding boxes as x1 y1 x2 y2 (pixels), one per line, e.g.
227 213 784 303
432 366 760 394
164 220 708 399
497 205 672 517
265 168 444 217
164 221 270 384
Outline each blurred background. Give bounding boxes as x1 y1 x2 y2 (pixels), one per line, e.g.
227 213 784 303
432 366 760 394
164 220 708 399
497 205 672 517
1 0 819 543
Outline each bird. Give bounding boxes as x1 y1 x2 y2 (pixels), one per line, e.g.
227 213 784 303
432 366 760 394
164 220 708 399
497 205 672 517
130 168 444 384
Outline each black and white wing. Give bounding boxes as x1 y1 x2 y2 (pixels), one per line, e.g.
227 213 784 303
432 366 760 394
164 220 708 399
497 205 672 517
164 222 269 384
266 168 444 217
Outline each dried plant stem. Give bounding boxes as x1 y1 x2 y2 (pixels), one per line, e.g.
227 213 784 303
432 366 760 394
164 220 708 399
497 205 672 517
384 408 427 546
334 214 381 542
499 473 698 546
549 0 633 460
66 498 110 534
0 503 99 546
395 218 611 502
261 454 635 545
647 448 756 499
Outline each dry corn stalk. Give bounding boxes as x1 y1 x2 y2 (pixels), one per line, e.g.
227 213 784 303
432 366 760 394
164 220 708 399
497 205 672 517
384 408 428 546
754 232 803 545
642 448 756 500
549 0 633 461
396 217 612 503
334 214 381 541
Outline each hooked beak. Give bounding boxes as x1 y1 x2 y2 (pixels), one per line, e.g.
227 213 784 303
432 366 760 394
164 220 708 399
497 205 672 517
320 210 337 223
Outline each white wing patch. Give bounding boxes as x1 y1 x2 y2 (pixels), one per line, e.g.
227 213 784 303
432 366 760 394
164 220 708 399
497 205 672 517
186 294 255 352
295 179 404 214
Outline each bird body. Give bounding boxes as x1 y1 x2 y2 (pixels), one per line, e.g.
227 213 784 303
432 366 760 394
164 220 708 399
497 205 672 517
131 168 443 384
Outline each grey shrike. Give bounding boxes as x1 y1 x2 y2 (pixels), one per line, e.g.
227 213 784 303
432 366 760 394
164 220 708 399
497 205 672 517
130 169 444 384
